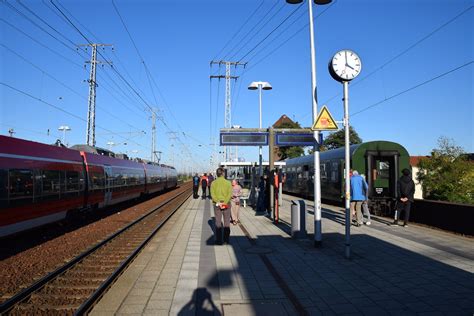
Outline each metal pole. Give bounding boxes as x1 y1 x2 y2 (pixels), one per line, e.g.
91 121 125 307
343 81 351 259
308 0 322 246
259 84 263 176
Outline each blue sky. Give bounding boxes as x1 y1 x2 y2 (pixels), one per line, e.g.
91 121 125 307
1 0 473 173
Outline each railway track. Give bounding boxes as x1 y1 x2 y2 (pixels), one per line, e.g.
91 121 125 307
0 185 192 315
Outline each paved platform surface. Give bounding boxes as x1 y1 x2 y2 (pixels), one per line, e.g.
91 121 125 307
91 193 474 315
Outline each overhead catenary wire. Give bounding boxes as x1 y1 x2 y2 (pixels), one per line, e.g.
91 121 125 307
318 4 474 108
1 82 152 151
222 1 281 62
211 0 266 62
0 44 147 133
2 1 89 61
235 2 304 63
240 0 337 76
352 60 473 116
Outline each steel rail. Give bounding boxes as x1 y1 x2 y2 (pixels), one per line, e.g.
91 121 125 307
0 186 191 314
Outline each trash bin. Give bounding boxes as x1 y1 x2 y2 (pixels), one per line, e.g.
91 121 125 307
291 200 306 238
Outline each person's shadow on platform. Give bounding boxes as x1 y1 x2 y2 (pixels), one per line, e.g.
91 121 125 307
178 287 221 316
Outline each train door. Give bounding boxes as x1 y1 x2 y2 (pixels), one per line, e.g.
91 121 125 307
104 165 113 206
366 151 399 199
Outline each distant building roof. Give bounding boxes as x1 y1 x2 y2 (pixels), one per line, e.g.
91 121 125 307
410 156 429 166
272 114 296 128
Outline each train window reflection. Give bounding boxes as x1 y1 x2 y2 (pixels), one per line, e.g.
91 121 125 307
378 161 390 180
66 171 80 192
9 169 34 200
0 169 7 207
42 170 61 198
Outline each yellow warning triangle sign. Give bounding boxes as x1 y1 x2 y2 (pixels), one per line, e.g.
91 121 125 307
312 106 338 131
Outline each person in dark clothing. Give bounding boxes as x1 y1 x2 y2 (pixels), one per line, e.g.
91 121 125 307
264 174 271 215
256 176 266 214
201 173 208 199
192 173 200 199
393 168 415 227
207 173 214 198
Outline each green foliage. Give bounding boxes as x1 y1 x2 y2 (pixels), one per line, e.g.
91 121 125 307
277 121 305 160
323 126 362 150
417 137 474 204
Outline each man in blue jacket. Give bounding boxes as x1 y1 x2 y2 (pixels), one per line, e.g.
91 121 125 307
350 170 368 227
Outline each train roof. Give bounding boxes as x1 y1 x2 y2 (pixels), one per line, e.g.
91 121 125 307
284 141 410 166
0 135 83 163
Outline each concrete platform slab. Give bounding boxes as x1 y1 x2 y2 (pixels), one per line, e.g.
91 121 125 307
91 189 474 315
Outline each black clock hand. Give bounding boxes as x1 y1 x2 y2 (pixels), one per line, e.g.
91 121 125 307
346 64 355 70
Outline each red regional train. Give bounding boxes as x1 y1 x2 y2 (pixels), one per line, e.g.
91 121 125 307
0 135 178 238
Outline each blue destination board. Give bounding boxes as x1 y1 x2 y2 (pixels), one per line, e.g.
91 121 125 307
275 133 315 146
220 132 269 146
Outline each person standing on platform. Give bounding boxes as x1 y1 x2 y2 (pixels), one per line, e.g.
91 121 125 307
350 170 368 227
192 173 200 199
256 176 266 214
264 174 271 216
207 173 214 198
230 180 242 225
393 168 415 227
200 173 208 200
361 174 372 225
210 168 232 245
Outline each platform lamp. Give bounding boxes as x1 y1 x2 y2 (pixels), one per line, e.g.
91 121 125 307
286 0 332 247
58 125 71 146
248 81 272 177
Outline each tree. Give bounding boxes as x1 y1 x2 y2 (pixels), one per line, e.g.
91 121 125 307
276 121 305 160
417 137 474 204
323 126 362 150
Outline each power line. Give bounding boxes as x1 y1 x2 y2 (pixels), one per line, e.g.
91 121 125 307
321 5 474 108
2 1 82 56
211 0 266 61
240 0 336 76
15 0 78 48
222 1 281 61
236 2 304 63
0 18 83 68
1 82 152 151
352 61 473 116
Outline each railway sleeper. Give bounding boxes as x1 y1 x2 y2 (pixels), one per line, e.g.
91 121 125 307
82 259 126 266
56 276 107 283
26 293 85 306
39 286 94 297
44 283 99 291
63 271 112 279
71 266 116 274
12 303 77 315
88 251 134 258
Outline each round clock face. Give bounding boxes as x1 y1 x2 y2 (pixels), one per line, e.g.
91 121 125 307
330 50 362 82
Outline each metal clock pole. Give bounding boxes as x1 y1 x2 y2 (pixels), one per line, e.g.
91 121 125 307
343 81 351 259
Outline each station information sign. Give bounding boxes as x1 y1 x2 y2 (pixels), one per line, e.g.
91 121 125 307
220 132 269 146
275 133 315 146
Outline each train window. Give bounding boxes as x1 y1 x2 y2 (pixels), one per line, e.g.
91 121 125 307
8 169 34 205
66 171 80 192
320 164 327 181
0 169 7 207
331 161 339 182
42 170 61 200
377 161 390 180
92 172 105 190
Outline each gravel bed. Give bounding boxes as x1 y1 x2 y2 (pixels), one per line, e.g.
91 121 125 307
0 184 191 303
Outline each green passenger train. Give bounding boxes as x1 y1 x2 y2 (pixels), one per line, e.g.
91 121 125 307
282 141 411 216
